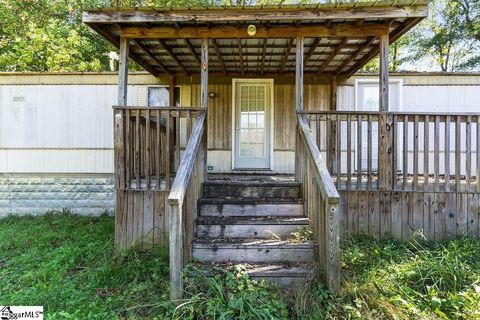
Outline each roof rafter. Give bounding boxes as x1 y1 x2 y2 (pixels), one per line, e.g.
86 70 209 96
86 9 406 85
345 17 423 77
261 38 267 75
304 38 320 65
279 38 294 73
336 36 376 73
213 39 226 74
132 39 172 75
317 38 348 74
183 38 201 65
158 39 190 75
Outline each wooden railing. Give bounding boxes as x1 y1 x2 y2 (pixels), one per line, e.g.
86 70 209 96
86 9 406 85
168 110 207 301
296 113 340 294
300 111 480 193
113 106 204 191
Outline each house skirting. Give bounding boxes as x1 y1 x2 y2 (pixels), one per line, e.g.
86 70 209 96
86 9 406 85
0 174 114 217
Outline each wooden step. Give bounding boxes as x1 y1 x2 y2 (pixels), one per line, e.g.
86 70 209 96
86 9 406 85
196 216 309 239
195 263 313 288
192 239 314 263
203 181 301 199
199 198 304 217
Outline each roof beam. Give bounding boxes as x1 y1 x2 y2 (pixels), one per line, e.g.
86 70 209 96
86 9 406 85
317 38 348 74
83 5 429 23
132 40 171 75
261 38 267 75
344 17 422 77
158 40 190 75
279 38 294 73
336 36 376 73
304 38 320 65
238 39 244 75
213 39 226 74
119 23 391 39
86 23 160 77
183 38 201 65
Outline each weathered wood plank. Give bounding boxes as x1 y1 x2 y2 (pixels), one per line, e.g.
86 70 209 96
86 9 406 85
445 193 457 239
435 193 447 241
118 23 392 39
379 34 389 112
84 6 429 24
467 193 479 238
423 193 435 240
457 193 468 236
368 191 380 238
390 192 402 240
379 191 391 238
347 191 358 235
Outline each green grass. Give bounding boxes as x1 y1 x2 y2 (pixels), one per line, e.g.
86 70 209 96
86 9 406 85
1 213 479 319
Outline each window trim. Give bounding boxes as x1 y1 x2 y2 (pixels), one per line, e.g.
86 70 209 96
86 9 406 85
354 78 403 112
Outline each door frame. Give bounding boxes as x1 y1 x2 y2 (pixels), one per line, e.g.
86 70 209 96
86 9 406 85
231 78 274 170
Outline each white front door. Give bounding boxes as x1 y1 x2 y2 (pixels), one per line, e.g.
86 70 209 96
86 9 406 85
233 80 272 169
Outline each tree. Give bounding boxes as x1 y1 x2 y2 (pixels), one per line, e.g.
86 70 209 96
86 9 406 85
406 0 479 72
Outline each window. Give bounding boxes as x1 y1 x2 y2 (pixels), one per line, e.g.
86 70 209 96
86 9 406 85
148 86 181 106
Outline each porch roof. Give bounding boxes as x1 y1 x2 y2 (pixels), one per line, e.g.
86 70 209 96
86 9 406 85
83 1 429 78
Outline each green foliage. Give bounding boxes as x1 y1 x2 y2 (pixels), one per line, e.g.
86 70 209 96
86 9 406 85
292 236 480 319
168 264 290 320
1 214 479 319
0 212 172 319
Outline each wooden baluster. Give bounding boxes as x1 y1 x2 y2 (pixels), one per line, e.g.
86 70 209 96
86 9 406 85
145 109 151 189
423 115 430 191
175 112 181 171
347 114 352 189
413 115 419 191
445 115 451 192
367 114 372 190
336 115 341 188
186 110 192 142
477 116 480 193
124 109 131 189
166 110 171 190
357 114 362 190
466 116 472 192
134 110 141 189
393 115 398 190
434 115 440 192
316 115 322 152
455 116 461 191
403 115 408 191
156 110 161 190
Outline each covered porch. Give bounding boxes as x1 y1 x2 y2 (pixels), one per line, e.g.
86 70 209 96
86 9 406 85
81 1 477 300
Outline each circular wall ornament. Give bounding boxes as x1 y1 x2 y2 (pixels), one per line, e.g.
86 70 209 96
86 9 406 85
247 24 257 36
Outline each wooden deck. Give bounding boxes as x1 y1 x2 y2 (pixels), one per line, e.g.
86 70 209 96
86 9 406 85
301 110 480 241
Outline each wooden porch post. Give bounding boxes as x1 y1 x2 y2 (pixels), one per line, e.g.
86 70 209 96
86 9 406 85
327 76 338 173
115 37 128 190
379 34 389 112
114 37 129 252
200 37 209 175
378 33 393 190
295 36 304 182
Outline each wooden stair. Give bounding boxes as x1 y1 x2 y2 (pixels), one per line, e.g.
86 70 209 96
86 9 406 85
192 176 313 288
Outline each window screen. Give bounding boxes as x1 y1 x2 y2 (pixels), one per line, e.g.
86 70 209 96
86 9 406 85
148 86 181 106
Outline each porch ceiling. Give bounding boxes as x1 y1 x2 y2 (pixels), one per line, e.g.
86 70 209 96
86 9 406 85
83 1 429 78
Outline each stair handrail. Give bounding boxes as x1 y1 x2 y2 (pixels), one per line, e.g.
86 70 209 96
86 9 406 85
296 113 341 293
168 110 207 301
